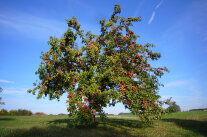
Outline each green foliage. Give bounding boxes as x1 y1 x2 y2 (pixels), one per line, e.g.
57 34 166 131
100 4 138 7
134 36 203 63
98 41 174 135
28 4 168 125
0 109 33 116
14 109 33 116
0 109 8 115
166 102 181 113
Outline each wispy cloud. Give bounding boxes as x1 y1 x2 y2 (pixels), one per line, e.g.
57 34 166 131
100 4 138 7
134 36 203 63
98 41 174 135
161 94 207 111
133 0 145 17
164 80 189 88
0 12 65 39
161 78 207 111
155 0 164 9
0 79 14 84
159 0 207 50
1 87 68 114
2 88 28 95
182 0 207 47
161 95 190 99
70 0 92 11
148 11 156 25
148 0 164 24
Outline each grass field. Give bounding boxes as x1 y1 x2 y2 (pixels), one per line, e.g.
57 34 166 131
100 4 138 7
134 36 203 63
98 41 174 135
0 111 207 137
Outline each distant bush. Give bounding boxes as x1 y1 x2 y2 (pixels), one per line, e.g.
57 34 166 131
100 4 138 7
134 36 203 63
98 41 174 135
166 102 181 113
58 113 67 116
118 113 132 115
34 112 46 116
8 110 17 115
0 109 32 116
0 109 8 115
189 108 207 111
18 109 32 116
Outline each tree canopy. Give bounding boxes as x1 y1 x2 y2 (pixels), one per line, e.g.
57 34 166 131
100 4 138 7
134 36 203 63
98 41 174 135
28 4 168 125
166 101 181 113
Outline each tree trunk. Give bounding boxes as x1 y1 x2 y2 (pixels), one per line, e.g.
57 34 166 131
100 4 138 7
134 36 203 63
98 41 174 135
91 109 96 123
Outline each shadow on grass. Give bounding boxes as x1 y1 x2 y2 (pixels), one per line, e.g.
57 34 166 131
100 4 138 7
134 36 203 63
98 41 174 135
45 118 145 137
48 118 72 125
162 118 207 136
1 124 143 137
48 117 145 129
48 118 94 128
104 118 146 128
0 117 146 137
0 118 14 121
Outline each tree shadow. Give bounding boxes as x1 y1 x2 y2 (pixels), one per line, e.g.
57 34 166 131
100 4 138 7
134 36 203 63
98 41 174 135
0 118 14 121
48 118 72 125
2 124 143 137
103 118 146 128
46 117 145 137
48 117 145 128
162 118 207 136
48 118 94 128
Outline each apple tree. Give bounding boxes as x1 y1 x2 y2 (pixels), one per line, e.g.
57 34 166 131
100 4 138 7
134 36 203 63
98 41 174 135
28 4 168 125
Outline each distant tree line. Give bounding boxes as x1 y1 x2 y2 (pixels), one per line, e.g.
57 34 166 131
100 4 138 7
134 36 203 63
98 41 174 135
0 109 49 116
0 109 32 116
118 112 132 115
189 108 207 111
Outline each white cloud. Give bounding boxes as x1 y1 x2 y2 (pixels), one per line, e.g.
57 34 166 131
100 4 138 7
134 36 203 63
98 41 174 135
133 0 145 17
183 1 207 45
148 0 164 24
159 0 207 50
164 80 189 88
161 78 207 111
0 79 14 84
148 11 156 24
2 87 28 95
161 95 207 111
0 12 65 39
70 0 91 11
161 95 189 99
155 0 164 9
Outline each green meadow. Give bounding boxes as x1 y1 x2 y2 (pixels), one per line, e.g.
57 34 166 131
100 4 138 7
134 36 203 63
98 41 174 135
0 111 206 137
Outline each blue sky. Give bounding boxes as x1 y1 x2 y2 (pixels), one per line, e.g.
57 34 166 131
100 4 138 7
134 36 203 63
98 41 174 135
0 0 207 115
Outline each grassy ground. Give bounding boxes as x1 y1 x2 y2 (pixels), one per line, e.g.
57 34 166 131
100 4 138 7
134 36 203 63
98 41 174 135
0 111 206 137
